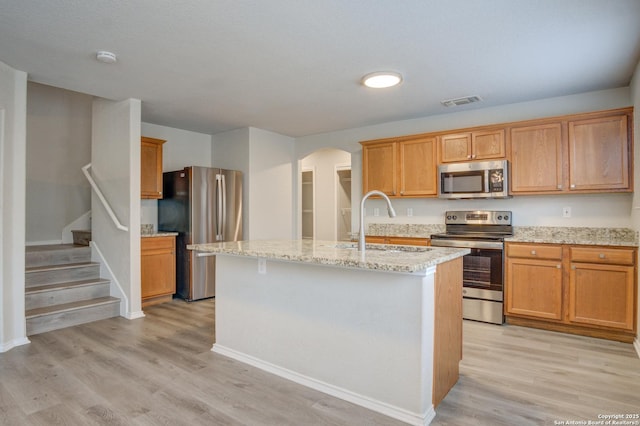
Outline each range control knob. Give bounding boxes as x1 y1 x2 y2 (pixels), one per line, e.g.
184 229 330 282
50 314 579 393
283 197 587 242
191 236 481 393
504 215 509 221
497 215 503 220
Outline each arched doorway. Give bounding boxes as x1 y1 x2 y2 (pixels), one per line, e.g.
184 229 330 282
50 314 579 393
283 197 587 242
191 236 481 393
300 148 352 241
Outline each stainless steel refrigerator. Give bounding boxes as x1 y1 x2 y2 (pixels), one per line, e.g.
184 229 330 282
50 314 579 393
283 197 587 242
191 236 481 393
158 166 243 301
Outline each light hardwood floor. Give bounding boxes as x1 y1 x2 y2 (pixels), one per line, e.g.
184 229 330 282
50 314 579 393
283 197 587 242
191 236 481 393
1 298 638 425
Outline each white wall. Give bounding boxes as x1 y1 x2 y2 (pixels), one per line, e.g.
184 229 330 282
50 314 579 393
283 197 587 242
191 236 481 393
294 87 634 230
26 82 93 244
248 128 294 239
301 148 351 240
140 122 213 231
92 98 142 319
212 127 294 240
0 60 28 352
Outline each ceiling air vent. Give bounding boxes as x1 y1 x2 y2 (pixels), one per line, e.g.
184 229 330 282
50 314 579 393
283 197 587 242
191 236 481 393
441 95 482 107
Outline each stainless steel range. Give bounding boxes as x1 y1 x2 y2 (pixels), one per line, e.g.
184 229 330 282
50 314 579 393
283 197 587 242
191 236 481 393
430 210 512 325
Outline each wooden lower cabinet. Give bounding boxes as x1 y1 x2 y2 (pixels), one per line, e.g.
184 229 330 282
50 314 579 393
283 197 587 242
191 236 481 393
506 257 563 320
505 242 637 342
365 236 429 246
569 255 635 331
141 236 176 308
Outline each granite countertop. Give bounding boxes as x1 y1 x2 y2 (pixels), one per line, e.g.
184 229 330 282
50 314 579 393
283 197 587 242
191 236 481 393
141 232 179 238
365 223 638 247
187 240 469 273
507 226 638 247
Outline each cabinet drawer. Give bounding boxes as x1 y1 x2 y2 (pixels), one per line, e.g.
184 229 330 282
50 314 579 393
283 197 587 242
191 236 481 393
142 236 175 252
570 247 635 266
507 243 562 260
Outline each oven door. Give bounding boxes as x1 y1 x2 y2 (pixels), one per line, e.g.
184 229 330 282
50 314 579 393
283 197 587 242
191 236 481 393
431 238 505 324
461 246 503 301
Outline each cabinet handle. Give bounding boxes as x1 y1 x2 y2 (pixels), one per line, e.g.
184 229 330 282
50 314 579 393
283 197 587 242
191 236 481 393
557 185 562 189
570 184 576 189
557 264 561 269
400 191 404 195
599 253 606 259
531 250 536 255
471 154 476 159
467 154 472 159
571 265 576 270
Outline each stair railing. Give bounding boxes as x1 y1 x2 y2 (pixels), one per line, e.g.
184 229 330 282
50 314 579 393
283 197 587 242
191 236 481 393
82 163 129 232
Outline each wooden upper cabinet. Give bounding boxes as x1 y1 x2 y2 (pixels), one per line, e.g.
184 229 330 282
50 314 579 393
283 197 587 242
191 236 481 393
440 133 471 162
568 114 630 191
440 129 505 163
362 141 397 196
141 136 166 199
509 123 564 193
509 108 632 195
399 136 438 197
362 136 437 198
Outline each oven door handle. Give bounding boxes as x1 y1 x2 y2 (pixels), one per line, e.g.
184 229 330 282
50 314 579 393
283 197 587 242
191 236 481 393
430 239 504 250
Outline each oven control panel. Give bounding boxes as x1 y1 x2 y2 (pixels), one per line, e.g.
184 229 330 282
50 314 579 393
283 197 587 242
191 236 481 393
444 210 512 225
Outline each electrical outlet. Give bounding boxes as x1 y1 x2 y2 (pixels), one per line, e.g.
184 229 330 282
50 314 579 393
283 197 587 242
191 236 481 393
562 207 571 218
373 208 380 216
407 208 413 217
258 258 267 274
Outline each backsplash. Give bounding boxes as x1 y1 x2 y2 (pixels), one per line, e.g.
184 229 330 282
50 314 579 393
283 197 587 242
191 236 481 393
141 224 154 235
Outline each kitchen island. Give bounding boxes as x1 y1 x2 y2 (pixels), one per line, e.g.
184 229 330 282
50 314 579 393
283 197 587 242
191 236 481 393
188 240 468 426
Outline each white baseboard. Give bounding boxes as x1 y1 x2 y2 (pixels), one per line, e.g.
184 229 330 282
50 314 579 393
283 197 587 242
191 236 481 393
0 337 30 353
634 338 640 359
125 311 145 320
212 344 436 426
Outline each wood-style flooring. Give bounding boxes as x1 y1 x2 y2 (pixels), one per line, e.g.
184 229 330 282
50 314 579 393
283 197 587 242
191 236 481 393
1 298 638 425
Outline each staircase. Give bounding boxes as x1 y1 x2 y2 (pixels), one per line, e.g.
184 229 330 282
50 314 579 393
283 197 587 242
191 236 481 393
25 244 120 335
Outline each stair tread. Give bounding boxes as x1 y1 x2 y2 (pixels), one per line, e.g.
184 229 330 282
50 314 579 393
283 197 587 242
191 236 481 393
26 243 89 253
26 261 99 273
26 296 120 318
26 278 110 294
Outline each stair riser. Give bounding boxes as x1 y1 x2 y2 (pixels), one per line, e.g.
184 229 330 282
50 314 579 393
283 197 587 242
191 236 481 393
26 301 120 335
26 247 91 268
26 265 100 287
26 283 110 310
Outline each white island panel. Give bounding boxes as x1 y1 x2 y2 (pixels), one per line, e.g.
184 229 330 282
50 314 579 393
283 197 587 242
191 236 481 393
213 255 438 425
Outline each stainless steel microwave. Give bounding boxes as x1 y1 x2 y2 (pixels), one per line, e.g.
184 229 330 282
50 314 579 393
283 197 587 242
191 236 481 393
438 160 509 199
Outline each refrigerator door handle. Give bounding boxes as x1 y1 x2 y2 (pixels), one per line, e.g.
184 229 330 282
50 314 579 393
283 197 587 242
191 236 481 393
221 173 227 241
216 174 223 241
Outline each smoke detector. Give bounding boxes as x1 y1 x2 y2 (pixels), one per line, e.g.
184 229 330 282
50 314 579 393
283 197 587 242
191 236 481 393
441 95 482 107
96 51 117 64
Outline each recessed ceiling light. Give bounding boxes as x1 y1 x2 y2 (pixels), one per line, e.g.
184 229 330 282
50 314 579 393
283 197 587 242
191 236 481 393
362 71 403 89
96 50 117 64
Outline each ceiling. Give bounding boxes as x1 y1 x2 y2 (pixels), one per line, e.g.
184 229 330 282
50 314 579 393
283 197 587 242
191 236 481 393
1 1 639 138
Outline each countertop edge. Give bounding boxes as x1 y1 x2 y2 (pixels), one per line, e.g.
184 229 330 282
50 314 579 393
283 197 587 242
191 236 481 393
188 240 469 273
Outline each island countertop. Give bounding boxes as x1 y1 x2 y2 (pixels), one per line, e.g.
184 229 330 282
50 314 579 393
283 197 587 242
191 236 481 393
188 239 469 273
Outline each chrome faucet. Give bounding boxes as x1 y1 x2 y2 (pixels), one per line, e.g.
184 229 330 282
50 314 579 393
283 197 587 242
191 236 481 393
358 190 396 253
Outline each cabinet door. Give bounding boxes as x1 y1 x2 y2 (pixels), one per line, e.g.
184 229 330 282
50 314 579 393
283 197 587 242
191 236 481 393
568 114 629 191
472 129 505 160
506 257 563 320
569 263 635 331
141 136 165 199
399 136 437 196
362 142 397 196
509 123 564 193
141 237 176 299
440 133 471 163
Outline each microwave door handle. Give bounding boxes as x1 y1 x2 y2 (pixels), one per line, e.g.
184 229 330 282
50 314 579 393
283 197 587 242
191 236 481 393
485 170 490 193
